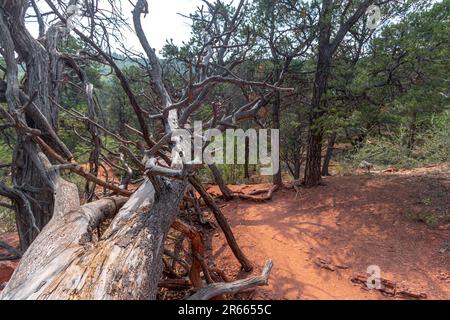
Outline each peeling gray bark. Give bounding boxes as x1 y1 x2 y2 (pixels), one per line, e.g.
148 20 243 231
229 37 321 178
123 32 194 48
1 178 187 300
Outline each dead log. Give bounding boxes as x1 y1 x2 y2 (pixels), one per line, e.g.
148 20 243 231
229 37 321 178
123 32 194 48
187 260 273 300
1 178 188 300
0 196 126 299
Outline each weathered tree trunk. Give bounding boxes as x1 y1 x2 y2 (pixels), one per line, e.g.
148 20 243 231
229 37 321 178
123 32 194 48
322 132 337 176
303 1 332 187
1 179 188 300
0 1 72 250
303 0 374 187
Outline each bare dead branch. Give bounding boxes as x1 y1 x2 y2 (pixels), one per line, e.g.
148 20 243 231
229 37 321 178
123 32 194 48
187 260 273 300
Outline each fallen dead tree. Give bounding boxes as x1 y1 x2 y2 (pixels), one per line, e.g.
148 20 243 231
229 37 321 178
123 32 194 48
0 180 187 300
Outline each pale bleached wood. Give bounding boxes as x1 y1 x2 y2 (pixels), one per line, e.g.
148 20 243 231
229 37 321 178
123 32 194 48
187 260 273 300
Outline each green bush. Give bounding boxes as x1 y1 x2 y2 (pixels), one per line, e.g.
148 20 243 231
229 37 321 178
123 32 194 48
350 111 449 169
351 135 420 169
419 111 450 163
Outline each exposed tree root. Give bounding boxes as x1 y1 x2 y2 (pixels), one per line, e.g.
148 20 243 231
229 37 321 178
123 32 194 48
351 274 428 299
234 185 279 202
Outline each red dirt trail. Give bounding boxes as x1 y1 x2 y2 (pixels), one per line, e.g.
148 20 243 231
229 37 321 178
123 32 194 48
211 166 449 300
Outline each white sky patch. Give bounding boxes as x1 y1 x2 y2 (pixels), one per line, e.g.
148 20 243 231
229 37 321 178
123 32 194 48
28 0 204 55
121 0 203 54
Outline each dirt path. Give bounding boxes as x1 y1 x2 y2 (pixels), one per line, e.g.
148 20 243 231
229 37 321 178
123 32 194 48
1 166 449 299
211 166 450 299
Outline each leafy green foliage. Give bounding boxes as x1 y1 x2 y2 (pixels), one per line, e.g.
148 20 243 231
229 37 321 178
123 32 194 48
350 111 449 168
419 111 450 163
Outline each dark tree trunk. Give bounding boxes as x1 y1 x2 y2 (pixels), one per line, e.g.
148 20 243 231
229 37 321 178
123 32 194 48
322 132 337 176
303 0 333 187
244 136 250 179
304 132 324 186
304 56 331 186
272 92 283 187
303 0 374 187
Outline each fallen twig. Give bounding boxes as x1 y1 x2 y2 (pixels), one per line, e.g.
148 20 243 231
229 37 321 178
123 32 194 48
187 260 273 300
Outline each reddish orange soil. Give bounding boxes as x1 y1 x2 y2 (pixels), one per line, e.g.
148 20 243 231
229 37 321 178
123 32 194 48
211 165 449 300
1 165 449 299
